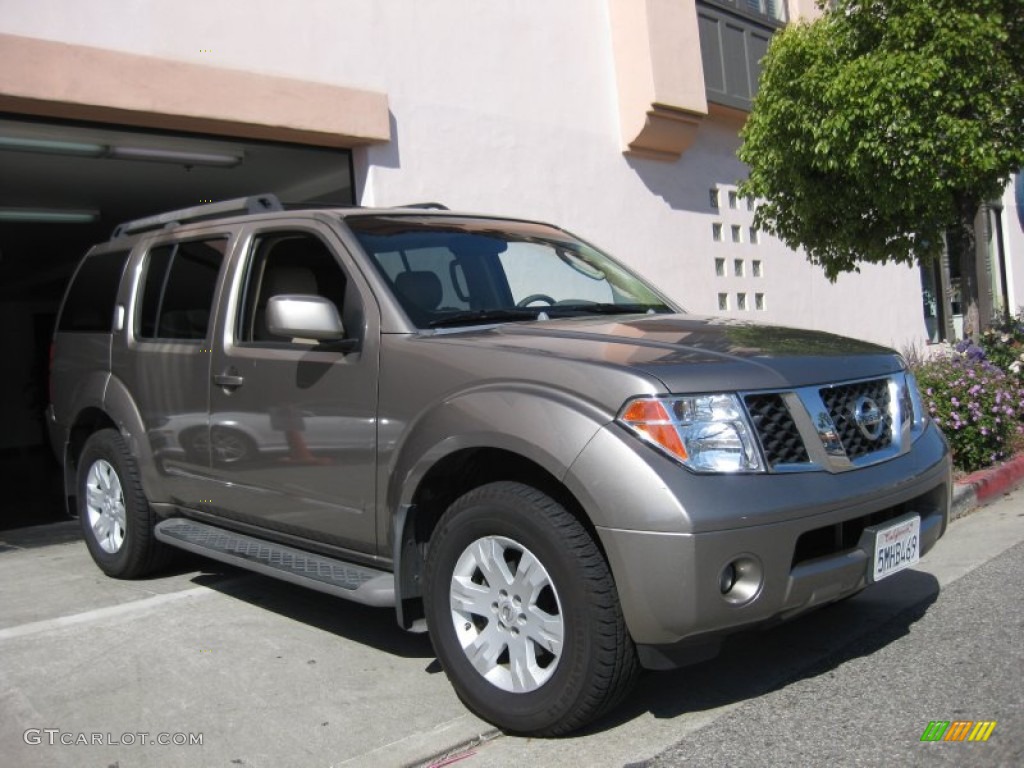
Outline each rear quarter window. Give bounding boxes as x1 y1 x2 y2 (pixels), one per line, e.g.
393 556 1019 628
57 250 131 332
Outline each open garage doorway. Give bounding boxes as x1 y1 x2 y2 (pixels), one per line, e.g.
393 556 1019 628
0 114 355 529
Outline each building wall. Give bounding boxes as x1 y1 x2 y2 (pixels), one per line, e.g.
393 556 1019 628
1 0 1005 351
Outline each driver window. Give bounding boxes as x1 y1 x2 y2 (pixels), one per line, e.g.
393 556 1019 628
238 232 356 344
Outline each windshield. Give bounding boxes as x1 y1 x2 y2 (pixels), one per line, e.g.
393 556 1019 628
345 215 674 328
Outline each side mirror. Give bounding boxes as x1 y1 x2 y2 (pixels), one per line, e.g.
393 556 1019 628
266 295 346 341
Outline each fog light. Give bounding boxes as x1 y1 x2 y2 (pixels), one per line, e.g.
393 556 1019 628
719 563 737 594
719 556 764 606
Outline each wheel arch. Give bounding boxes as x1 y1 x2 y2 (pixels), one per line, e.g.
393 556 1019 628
392 446 605 631
384 385 613 631
63 375 162 513
61 406 119 515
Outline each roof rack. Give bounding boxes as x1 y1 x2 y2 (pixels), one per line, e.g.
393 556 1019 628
392 202 449 210
111 194 283 239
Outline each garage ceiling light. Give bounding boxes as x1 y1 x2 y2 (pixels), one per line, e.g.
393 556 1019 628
0 208 100 224
107 147 243 167
0 136 106 157
0 135 242 168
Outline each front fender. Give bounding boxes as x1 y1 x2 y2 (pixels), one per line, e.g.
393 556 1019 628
382 383 614 630
385 383 612 516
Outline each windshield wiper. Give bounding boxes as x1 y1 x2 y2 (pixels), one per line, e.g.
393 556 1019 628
555 303 671 315
427 304 672 328
428 308 542 328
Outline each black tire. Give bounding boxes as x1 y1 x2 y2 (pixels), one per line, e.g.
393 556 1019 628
424 481 639 736
77 429 172 578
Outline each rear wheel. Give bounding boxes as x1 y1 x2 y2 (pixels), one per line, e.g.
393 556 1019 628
424 481 638 735
78 429 171 578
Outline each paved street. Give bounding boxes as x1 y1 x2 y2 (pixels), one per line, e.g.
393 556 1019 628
639 532 1024 767
1 489 1023 768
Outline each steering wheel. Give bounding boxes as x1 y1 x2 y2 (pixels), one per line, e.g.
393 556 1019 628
516 294 556 307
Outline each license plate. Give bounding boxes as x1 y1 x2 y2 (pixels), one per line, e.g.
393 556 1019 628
871 515 920 582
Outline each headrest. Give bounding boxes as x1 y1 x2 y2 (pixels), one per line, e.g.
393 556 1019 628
395 270 443 311
266 266 317 297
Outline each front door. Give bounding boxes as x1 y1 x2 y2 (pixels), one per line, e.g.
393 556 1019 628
206 224 380 555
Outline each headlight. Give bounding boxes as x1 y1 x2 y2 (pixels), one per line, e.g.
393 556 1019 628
618 394 764 473
904 372 929 437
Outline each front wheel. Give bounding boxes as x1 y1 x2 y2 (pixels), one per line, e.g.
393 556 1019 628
424 481 638 735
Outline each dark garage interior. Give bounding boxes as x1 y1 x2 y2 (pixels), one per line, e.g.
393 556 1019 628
0 114 354 530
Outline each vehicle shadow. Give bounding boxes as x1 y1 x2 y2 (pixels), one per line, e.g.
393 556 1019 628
583 568 940 734
182 554 939 732
187 562 436 661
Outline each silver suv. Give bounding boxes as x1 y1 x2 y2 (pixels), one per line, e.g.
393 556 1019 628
49 195 951 735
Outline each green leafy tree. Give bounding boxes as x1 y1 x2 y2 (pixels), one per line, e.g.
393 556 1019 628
739 0 1024 338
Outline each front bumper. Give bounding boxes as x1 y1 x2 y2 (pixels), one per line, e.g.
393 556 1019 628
569 421 951 668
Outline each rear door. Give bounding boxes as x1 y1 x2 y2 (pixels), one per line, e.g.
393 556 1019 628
112 233 231 504
205 221 381 555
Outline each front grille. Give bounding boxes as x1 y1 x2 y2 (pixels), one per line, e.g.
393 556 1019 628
744 393 810 467
790 483 947 567
791 505 906 567
819 378 893 460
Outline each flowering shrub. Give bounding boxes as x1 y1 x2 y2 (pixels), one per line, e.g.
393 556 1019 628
913 351 1024 473
978 313 1024 381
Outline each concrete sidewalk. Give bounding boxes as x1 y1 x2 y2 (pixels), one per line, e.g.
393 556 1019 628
2 458 1022 768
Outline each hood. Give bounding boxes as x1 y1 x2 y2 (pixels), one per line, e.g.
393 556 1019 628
430 314 903 393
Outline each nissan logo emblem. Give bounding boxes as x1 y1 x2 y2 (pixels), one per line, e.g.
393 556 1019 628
852 396 885 441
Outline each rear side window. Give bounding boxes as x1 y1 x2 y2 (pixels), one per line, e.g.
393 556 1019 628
57 250 131 332
136 238 228 340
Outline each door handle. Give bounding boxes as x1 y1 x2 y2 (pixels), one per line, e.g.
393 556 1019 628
214 372 245 388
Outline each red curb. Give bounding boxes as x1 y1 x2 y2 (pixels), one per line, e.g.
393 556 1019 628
956 453 1024 505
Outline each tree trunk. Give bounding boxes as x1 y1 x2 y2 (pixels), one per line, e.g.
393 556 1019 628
949 195 983 341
